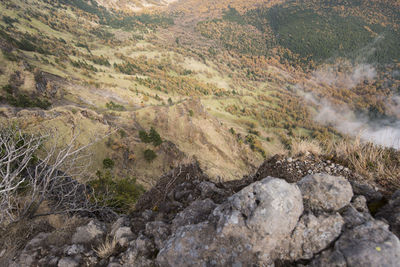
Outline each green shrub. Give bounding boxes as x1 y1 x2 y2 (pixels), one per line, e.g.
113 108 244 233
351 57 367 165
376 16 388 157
89 171 144 212
149 127 162 146
3 51 19 61
139 130 150 143
103 158 115 169
139 128 162 146
1 85 51 109
2 16 19 26
248 129 260 136
143 149 157 162
106 101 125 111
118 129 127 138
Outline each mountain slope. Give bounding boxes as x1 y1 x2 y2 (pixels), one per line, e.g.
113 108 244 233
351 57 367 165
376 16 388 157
0 0 399 187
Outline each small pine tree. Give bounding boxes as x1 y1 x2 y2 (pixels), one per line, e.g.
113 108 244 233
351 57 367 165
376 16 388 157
143 149 157 162
149 127 162 146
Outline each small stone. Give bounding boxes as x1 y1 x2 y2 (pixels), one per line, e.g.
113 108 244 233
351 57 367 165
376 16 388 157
198 181 226 199
114 227 134 247
110 217 129 236
64 244 85 256
141 210 154 221
287 157 293 163
352 195 368 212
107 262 122 267
58 257 79 267
48 257 59 265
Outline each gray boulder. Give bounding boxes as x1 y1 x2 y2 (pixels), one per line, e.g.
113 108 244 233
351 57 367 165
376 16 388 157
110 217 130 237
297 173 353 212
58 257 79 267
288 212 344 260
157 177 303 266
311 220 400 267
120 234 155 267
113 227 134 247
341 205 373 229
145 221 171 249
71 220 106 244
63 244 85 256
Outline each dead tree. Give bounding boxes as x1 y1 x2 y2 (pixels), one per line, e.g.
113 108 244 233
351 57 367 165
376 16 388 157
0 126 115 229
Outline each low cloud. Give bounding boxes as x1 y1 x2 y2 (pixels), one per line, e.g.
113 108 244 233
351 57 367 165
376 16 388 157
313 99 400 149
299 64 400 149
312 63 376 89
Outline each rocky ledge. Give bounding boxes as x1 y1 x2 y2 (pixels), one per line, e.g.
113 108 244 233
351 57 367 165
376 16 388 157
7 162 400 267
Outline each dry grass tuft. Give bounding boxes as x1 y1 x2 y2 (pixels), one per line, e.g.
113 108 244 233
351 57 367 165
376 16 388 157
94 236 118 259
324 136 400 190
291 139 322 156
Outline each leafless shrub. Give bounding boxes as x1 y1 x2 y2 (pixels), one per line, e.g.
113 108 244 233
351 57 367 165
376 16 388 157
0 126 116 229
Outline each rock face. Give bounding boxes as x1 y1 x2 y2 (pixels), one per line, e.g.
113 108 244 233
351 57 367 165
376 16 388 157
297 173 353 212
157 178 303 266
7 168 400 267
288 212 344 260
312 220 400 267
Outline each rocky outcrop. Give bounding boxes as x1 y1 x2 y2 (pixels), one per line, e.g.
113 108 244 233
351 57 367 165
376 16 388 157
158 178 303 266
6 166 400 267
298 173 353 212
311 220 400 267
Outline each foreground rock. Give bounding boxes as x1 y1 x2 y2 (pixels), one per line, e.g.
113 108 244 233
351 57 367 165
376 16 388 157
157 178 303 266
6 166 400 267
312 220 400 267
376 190 400 238
297 173 353 212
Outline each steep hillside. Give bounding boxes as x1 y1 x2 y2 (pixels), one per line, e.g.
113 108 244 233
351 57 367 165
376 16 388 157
0 0 399 189
0 1 400 265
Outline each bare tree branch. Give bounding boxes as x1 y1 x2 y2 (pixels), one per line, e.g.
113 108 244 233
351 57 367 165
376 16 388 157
0 126 116 229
